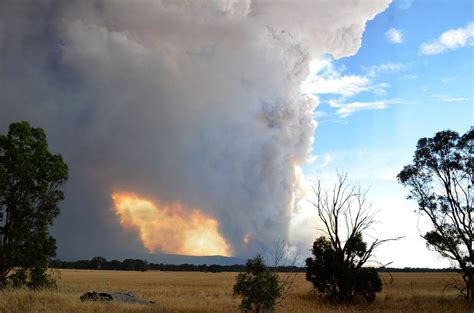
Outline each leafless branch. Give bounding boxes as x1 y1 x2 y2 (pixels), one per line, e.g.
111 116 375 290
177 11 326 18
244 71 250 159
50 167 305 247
270 239 300 306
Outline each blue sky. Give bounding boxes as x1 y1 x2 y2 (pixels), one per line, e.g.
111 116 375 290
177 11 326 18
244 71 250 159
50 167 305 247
300 0 473 267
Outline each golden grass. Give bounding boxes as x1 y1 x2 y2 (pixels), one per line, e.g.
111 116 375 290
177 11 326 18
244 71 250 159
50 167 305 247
0 270 472 312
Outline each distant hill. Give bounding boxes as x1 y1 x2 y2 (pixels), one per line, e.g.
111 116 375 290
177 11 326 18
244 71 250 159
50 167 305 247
145 254 246 266
55 253 246 266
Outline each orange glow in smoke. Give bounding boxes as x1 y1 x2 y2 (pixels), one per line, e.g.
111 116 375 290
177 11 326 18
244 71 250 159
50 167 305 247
112 192 231 256
242 233 251 247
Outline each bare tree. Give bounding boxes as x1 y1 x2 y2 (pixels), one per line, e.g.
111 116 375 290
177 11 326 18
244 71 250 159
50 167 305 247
306 172 400 303
269 239 300 305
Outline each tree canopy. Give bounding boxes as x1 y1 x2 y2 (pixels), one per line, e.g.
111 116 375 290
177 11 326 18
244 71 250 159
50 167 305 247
398 128 473 301
0 121 68 288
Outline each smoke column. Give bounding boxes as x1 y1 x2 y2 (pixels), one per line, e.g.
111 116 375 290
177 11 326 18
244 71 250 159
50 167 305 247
0 0 390 259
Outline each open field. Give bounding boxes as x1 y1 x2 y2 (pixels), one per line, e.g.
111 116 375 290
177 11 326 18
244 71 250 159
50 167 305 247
0 270 472 313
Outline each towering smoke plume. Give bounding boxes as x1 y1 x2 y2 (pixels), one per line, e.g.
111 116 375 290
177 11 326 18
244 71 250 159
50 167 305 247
0 0 390 259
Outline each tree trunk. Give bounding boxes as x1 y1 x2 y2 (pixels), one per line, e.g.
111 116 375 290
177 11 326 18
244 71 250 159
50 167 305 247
468 274 473 302
463 270 473 302
0 246 8 287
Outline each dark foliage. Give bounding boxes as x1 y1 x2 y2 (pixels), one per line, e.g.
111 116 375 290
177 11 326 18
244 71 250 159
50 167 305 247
233 255 282 313
49 257 305 272
50 258 149 271
306 237 382 303
0 122 68 288
398 129 473 301
49 256 458 273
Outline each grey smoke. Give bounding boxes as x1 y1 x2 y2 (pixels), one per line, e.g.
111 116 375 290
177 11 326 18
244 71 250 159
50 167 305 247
0 0 390 259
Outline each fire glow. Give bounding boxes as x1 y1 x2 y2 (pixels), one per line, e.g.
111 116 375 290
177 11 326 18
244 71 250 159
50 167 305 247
242 233 251 247
112 192 231 256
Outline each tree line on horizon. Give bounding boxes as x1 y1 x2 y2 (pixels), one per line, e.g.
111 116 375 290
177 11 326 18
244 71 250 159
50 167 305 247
48 257 303 273
48 256 460 273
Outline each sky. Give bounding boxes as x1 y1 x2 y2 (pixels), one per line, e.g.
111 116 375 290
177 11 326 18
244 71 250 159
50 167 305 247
299 0 473 267
0 0 472 267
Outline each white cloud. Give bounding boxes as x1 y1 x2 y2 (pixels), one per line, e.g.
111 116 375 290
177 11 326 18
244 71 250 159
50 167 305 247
313 110 328 119
304 149 408 182
420 22 474 55
301 59 406 120
385 27 404 44
304 152 333 168
329 99 400 118
431 94 470 102
399 74 418 80
301 58 388 97
302 74 372 97
364 62 408 77
441 97 469 102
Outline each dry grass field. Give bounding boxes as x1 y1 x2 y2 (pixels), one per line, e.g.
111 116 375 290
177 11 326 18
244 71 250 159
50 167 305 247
0 270 472 313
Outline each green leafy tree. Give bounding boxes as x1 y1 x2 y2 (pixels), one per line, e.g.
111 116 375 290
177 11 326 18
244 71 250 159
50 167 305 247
0 121 68 288
306 236 382 303
306 173 397 303
233 255 282 313
398 129 473 301
90 256 107 270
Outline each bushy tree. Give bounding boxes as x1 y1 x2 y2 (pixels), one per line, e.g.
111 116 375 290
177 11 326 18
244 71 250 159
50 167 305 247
306 236 382 303
233 255 282 313
398 129 473 301
0 121 68 288
306 173 397 303
90 256 107 270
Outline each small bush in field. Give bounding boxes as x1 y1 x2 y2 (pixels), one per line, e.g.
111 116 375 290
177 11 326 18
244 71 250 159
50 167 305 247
233 255 281 313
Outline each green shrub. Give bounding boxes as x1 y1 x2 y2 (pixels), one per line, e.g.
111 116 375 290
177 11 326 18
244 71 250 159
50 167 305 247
233 255 282 312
